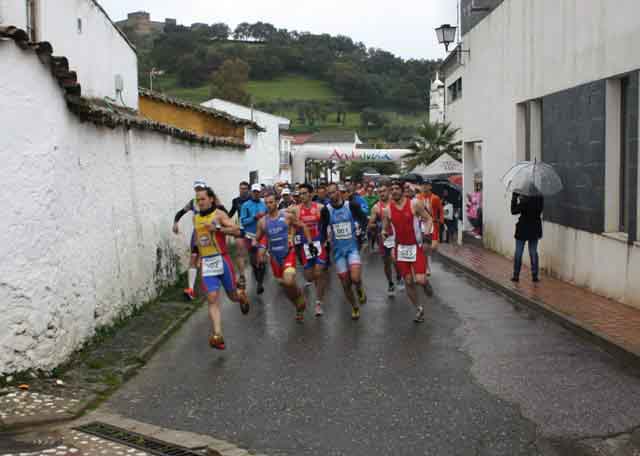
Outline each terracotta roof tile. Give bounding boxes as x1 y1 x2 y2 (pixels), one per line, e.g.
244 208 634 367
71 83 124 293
0 26 248 149
139 88 265 132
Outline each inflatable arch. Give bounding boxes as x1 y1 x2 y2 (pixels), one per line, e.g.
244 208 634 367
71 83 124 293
291 146 413 182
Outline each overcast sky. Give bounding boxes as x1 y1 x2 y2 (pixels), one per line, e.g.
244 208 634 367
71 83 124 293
99 0 457 60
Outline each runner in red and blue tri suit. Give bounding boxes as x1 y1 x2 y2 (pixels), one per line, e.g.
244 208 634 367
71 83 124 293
256 194 316 322
291 183 328 317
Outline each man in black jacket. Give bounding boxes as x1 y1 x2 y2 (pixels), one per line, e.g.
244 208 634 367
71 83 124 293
228 181 250 220
511 192 544 283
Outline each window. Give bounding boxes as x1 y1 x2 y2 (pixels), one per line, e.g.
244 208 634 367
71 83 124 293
516 99 542 162
447 78 462 103
605 73 639 239
279 138 291 167
26 0 37 41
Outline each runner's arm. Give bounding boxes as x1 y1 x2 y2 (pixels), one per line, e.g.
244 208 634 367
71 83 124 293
255 218 266 242
367 203 379 230
381 207 391 239
349 201 369 229
320 207 330 244
228 198 238 219
217 211 241 237
413 199 433 225
173 200 193 224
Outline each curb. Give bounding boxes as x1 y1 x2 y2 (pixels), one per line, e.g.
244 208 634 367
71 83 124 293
137 304 200 363
1 302 202 433
435 251 640 369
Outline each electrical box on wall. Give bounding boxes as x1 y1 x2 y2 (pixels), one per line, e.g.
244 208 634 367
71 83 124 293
114 74 124 99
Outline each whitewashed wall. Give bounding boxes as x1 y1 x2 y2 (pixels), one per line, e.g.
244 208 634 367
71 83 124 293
0 0 139 109
202 99 290 186
0 0 27 26
0 40 246 374
458 0 640 308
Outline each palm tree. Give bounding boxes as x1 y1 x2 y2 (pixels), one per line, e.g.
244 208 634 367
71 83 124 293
404 121 461 171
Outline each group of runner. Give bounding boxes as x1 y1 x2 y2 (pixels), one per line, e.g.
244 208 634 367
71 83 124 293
173 178 443 350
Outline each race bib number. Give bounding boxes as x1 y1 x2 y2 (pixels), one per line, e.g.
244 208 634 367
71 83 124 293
383 235 396 249
294 234 303 245
202 255 224 277
397 244 417 262
334 222 352 240
303 241 322 258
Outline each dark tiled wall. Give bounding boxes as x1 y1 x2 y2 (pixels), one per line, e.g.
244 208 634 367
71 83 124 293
541 81 606 233
461 0 505 36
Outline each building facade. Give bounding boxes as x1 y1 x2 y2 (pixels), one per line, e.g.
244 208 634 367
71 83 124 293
446 0 640 308
201 99 291 185
0 0 139 108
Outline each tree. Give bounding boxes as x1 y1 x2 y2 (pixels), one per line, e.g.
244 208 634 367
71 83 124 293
176 53 207 87
360 108 389 130
209 58 252 105
210 23 231 40
403 122 461 171
338 161 400 181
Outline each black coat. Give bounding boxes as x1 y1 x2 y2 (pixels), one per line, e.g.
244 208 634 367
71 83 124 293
511 194 543 241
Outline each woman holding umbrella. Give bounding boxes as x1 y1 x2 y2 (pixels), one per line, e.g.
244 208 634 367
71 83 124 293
503 160 563 283
510 193 543 282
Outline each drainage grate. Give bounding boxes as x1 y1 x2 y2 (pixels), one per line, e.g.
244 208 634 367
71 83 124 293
73 421 204 456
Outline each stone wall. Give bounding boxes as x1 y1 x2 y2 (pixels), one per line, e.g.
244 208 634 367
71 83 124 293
0 40 247 374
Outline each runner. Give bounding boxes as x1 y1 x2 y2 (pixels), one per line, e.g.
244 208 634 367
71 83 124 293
321 183 369 320
255 194 316 322
172 179 208 300
193 187 249 350
278 188 295 210
240 184 268 294
416 180 443 277
383 181 433 323
367 181 397 296
292 184 328 317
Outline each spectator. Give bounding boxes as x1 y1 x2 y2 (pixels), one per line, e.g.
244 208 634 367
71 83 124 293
510 192 544 283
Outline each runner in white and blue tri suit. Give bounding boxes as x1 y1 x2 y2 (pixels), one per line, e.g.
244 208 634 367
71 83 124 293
320 183 369 320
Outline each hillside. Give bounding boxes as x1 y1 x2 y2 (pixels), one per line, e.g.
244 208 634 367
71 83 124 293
153 73 425 137
124 18 438 140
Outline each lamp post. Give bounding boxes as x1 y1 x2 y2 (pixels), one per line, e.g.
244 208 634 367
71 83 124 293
435 24 458 52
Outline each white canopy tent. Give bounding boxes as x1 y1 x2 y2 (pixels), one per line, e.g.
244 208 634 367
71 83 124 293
413 153 462 177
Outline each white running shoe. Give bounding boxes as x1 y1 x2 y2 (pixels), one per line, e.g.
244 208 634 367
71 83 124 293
315 301 324 317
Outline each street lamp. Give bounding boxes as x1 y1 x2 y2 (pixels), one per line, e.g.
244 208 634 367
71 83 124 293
435 24 457 52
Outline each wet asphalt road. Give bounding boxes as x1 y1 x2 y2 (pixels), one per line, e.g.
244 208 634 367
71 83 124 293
105 251 640 456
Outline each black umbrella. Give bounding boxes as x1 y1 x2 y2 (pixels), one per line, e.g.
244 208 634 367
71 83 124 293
400 173 424 184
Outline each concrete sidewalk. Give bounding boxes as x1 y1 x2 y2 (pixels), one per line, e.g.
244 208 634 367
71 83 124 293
437 242 640 364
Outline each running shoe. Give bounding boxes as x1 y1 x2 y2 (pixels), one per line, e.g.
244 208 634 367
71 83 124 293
351 306 361 320
209 334 226 350
238 290 250 315
257 284 265 295
397 279 405 291
424 282 434 297
183 288 195 301
295 299 306 322
304 281 313 289
315 301 324 317
387 283 396 296
357 288 367 305
414 306 425 323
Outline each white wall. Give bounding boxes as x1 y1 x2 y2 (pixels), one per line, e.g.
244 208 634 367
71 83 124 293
202 99 291 185
0 0 139 109
0 0 27 26
443 64 465 141
459 0 640 308
0 40 246 374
